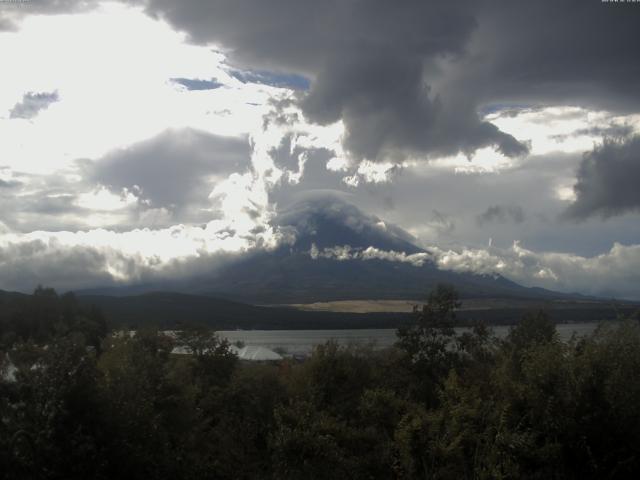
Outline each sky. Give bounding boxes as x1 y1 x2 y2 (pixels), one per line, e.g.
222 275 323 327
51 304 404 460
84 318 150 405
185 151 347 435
0 0 639 299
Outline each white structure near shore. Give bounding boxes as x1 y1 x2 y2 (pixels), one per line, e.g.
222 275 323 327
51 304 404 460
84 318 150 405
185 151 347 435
231 345 283 361
171 343 283 362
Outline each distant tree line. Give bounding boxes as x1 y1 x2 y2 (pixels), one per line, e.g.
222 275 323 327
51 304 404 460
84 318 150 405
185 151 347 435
1 285 639 479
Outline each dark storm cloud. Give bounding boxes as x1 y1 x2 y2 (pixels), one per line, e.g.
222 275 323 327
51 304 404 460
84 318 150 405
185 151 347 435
477 205 525 226
87 128 250 214
142 0 475 68
471 1 640 112
301 53 528 160
139 0 640 163
565 136 640 219
141 0 529 161
0 0 98 31
9 91 59 119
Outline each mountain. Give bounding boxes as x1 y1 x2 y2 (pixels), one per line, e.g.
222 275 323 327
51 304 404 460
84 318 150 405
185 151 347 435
274 197 424 254
178 198 574 304
78 197 590 305
3 200 637 329
184 251 549 304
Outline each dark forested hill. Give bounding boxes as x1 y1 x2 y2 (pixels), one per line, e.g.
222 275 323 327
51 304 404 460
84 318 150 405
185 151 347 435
1 286 636 332
76 292 412 330
76 291 634 330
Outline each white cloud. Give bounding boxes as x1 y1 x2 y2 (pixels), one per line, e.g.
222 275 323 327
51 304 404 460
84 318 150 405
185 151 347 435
428 147 515 174
308 240 640 300
309 243 429 267
426 241 640 299
0 2 276 174
353 160 399 184
487 106 640 157
555 184 577 202
0 218 291 291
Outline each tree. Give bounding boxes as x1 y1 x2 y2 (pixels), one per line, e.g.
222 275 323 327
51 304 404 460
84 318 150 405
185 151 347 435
395 284 461 406
2 334 106 479
0 287 107 350
506 310 556 352
97 329 181 479
175 324 237 391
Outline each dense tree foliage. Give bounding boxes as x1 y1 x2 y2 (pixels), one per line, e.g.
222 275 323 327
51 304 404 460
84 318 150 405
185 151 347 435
1 286 639 479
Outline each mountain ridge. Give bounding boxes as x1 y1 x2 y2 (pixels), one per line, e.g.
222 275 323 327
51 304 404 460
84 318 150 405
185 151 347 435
76 197 602 305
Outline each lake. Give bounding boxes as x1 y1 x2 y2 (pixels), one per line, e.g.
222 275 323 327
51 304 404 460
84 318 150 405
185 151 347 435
218 322 604 356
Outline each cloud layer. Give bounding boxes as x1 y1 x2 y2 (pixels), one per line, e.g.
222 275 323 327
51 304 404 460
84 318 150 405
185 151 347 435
140 0 640 164
86 128 251 223
141 0 531 161
566 136 640 219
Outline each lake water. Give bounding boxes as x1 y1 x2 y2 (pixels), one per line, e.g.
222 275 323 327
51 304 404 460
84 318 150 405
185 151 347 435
218 322 603 356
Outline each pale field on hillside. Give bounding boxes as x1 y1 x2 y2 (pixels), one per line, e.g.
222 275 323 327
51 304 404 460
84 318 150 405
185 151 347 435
281 298 602 313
